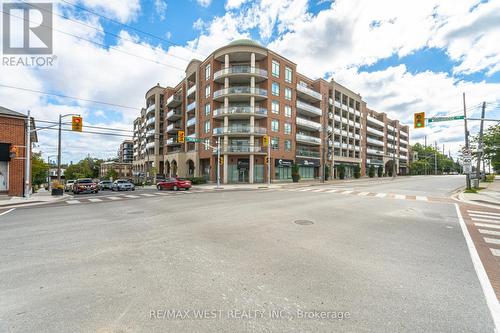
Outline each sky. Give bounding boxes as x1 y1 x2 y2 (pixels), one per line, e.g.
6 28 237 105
1 0 499 163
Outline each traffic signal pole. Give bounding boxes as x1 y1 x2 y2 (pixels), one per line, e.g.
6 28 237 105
57 114 62 182
475 102 486 186
267 139 271 186
217 137 221 189
463 93 471 190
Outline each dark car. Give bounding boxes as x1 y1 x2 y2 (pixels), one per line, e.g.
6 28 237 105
98 180 113 190
73 178 98 194
157 177 192 191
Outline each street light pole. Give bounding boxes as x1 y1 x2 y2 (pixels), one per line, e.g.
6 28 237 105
217 137 221 189
25 110 31 198
57 113 80 183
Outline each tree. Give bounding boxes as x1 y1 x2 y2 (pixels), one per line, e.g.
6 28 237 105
409 143 459 175
338 164 346 179
472 124 500 173
368 165 375 178
353 164 361 179
31 153 49 187
106 169 118 180
64 157 104 180
377 166 383 177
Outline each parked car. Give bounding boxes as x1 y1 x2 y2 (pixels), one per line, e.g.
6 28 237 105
98 180 113 190
157 177 192 191
64 180 75 192
73 178 98 194
112 180 135 191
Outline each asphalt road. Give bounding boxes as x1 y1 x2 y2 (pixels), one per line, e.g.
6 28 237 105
0 176 494 332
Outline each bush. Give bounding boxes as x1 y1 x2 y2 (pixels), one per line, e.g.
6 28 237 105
338 164 346 180
324 166 330 180
187 177 207 185
368 165 375 178
354 164 361 179
485 174 496 182
377 167 383 177
51 180 64 190
291 163 300 182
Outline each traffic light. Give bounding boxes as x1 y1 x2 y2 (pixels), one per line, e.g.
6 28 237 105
263 135 269 147
219 156 224 165
72 116 83 132
178 130 185 143
265 156 270 164
414 112 425 129
9 146 18 158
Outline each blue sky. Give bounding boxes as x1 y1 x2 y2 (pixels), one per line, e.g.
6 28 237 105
1 0 499 162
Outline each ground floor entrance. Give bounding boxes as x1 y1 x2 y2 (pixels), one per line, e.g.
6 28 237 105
0 161 8 191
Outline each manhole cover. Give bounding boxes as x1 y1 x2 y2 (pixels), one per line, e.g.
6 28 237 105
294 219 314 225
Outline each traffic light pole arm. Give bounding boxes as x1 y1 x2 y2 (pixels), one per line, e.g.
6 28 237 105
57 113 81 182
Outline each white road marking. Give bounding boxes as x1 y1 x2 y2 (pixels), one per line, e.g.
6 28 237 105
475 223 500 230
140 193 156 197
88 198 103 202
298 188 313 192
155 192 169 195
0 208 15 216
468 210 500 217
106 196 121 200
469 214 500 221
358 192 370 196
416 196 428 201
490 249 500 257
455 204 500 332
395 194 406 200
312 189 324 192
471 217 500 224
375 193 386 198
479 229 500 236
342 190 354 194
326 189 340 193
484 237 500 245
66 200 81 204
124 195 139 198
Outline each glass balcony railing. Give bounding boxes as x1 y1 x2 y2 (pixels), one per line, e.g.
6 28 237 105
296 117 322 130
146 104 155 113
367 148 384 156
367 126 384 137
166 109 182 120
219 145 266 153
186 101 196 112
212 126 267 135
186 118 196 127
213 106 268 117
296 133 321 145
166 124 181 132
166 94 182 106
213 86 268 99
187 85 196 96
367 137 384 146
296 84 322 100
296 149 320 158
367 115 384 127
214 66 268 80
296 100 322 116
146 130 155 138
145 142 155 150
146 117 155 126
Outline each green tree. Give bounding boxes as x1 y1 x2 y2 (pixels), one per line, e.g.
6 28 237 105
64 157 104 180
472 124 500 173
31 153 49 187
377 166 383 177
338 164 346 179
368 165 375 178
353 164 361 179
106 169 118 180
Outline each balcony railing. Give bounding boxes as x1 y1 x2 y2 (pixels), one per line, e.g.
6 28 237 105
367 115 384 127
367 126 384 137
366 148 384 156
213 86 268 99
296 84 322 100
187 85 196 97
212 126 267 135
367 137 384 146
296 149 320 158
213 106 268 117
366 158 384 165
166 94 182 106
218 145 266 153
400 146 408 152
186 118 196 127
296 117 322 130
145 142 155 150
146 129 155 138
166 138 181 146
166 109 182 120
296 100 322 116
146 104 155 113
213 66 268 80
146 117 155 126
186 101 196 112
166 124 181 133
296 133 321 145
400 138 409 145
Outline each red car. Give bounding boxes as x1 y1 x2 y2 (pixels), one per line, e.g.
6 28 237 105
73 178 99 194
156 177 192 191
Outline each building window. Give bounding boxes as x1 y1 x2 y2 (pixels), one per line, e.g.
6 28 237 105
204 138 210 150
205 64 211 80
285 105 292 117
271 137 279 150
272 100 280 114
284 139 291 151
205 103 211 116
272 119 279 132
205 85 211 98
204 120 210 133
272 60 280 78
272 82 280 96
285 87 292 101
284 122 291 134
285 66 292 83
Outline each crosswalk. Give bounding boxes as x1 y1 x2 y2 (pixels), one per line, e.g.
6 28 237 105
469 209 500 257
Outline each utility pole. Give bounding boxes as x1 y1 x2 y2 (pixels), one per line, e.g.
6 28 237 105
475 101 486 185
392 122 396 179
267 137 271 186
321 125 326 183
216 137 221 189
463 93 471 190
25 110 31 198
57 114 62 182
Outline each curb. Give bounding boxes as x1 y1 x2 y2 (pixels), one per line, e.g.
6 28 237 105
0 194 71 209
452 190 500 210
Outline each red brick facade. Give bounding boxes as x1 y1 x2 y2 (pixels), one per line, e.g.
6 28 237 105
0 115 28 196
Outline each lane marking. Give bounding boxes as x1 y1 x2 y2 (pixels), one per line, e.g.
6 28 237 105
491 249 500 257
155 192 169 195
484 238 500 245
358 192 370 196
326 189 340 193
106 196 121 200
0 208 15 216
416 196 428 201
140 193 156 197
66 200 80 204
312 189 324 192
470 214 500 221
456 204 500 332
394 194 406 200
375 193 386 198
471 217 500 224
298 188 313 192
342 190 354 194
475 223 500 230
479 229 500 236
124 195 140 198
88 198 103 202
468 210 500 217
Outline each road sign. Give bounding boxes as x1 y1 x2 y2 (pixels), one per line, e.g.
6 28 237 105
428 115 464 123
463 164 472 173
186 137 201 142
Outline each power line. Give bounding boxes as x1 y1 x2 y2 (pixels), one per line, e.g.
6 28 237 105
59 0 207 59
1 9 186 71
36 120 135 133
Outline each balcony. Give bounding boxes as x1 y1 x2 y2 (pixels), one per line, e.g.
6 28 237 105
213 126 267 136
367 115 384 127
146 103 155 114
166 109 182 121
296 83 321 101
146 117 155 127
296 133 321 145
146 129 155 138
166 138 181 146
400 138 409 145
400 146 408 152
296 117 322 131
400 155 408 160
186 117 196 127
213 106 268 119
387 134 396 141
213 66 268 83
145 142 155 150
296 149 320 158
367 126 384 137
366 148 384 156
296 100 322 116
166 123 182 134
367 137 384 146
216 145 266 154
166 94 182 107
187 85 196 97
366 158 384 165
334 100 341 108
186 101 196 112
213 86 267 102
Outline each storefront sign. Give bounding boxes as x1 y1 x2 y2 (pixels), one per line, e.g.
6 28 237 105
275 159 293 167
295 158 320 167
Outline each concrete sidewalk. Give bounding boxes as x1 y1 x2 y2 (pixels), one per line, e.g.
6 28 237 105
0 188 70 209
458 178 500 209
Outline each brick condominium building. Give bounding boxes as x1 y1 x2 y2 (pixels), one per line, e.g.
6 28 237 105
132 39 409 183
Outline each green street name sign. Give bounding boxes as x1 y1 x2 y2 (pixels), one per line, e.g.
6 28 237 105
428 115 464 123
186 137 202 142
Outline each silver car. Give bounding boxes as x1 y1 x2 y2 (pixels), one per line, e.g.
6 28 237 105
112 180 135 191
64 180 75 192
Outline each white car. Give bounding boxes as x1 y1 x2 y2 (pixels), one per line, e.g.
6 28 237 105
64 180 75 192
112 180 135 191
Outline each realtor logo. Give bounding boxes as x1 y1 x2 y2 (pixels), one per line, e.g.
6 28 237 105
2 2 53 54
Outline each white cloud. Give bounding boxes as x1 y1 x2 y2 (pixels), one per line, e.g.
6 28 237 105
192 18 206 31
225 0 250 10
78 0 141 23
154 0 168 21
197 0 212 8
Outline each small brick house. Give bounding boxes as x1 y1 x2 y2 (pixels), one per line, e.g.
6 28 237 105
0 106 37 196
